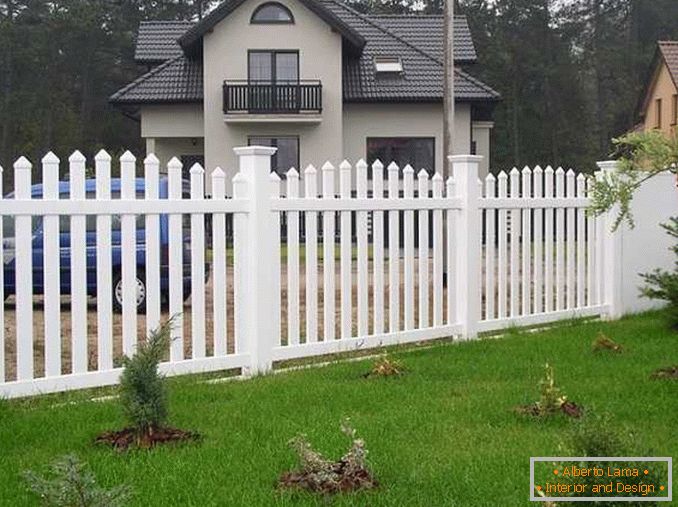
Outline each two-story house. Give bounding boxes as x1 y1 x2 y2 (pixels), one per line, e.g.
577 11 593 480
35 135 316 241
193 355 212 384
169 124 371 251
636 41 678 135
110 0 500 192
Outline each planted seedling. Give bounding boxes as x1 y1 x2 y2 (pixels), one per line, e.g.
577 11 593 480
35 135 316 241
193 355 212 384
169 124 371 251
363 355 405 378
96 317 199 450
592 332 624 353
23 454 131 506
279 418 378 494
515 363 582 418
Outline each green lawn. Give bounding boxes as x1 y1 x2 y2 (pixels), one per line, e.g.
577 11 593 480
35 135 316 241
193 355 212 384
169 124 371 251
0 312 676 506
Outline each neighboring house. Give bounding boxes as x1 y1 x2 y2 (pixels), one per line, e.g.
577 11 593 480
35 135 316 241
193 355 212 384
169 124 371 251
636 41 678 136
110 0 500 192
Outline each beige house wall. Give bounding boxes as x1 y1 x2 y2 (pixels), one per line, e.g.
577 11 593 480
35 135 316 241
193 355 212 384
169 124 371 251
145 137 205 170
202 0 343 192
342 102 489 178
140 104 204 138
641 63 678 136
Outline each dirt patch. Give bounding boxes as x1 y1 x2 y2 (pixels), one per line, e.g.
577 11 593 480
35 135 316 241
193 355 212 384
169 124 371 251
514 400 583 418
592 333 624 353
650 365 678 380
95 426 200 450
362 357 405 378
279 460 378 494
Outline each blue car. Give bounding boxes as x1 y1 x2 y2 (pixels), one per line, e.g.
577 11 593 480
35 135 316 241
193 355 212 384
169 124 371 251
2 178 205 312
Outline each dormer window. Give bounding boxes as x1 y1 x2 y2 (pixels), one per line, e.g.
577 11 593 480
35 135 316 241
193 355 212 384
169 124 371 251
374 56 403 74
251 2 294 24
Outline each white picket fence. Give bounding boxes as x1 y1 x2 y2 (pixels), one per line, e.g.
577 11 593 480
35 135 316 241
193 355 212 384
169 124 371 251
0 148 621 398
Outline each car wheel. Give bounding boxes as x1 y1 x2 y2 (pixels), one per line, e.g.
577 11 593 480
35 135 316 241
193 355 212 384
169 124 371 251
112 270 147 314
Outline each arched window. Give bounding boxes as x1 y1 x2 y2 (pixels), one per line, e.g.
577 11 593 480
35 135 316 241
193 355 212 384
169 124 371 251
251 2 294 24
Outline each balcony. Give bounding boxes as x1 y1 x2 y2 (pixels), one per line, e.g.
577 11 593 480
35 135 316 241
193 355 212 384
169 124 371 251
222 81 322 122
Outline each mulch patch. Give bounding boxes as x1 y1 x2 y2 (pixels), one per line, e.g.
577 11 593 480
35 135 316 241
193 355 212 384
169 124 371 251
514 401 583 419
95 426 200 450
279 460 378 494
650 365 678 380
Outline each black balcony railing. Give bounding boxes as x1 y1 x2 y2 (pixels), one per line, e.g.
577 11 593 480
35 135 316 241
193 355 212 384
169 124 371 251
223 80 322 114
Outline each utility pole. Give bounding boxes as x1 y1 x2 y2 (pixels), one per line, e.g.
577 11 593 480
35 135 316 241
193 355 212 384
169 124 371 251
443 0 455 179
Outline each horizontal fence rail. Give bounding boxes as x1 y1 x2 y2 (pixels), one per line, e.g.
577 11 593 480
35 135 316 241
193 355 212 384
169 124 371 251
0 148 622 399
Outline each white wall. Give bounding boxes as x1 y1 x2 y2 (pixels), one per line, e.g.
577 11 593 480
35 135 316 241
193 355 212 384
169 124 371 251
619 172 678 314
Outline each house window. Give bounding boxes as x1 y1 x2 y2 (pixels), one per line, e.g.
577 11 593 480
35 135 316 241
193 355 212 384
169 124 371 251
655 98 662 129
672 95 678 126
251 2 294 24
248 136 299 177
366 137 435 178
248 50 299 83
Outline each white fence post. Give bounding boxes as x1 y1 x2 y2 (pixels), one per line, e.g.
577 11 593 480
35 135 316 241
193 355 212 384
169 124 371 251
234 146 277 374
596 160 623 319
450 155 482 340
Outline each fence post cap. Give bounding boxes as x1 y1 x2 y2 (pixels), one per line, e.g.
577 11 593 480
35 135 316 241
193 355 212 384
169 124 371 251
510 166 520 176
544 165 554 174
119 150 135 163
485 172 496 182
143 153 158 164
417 168 428 179
497 170 508 180
577 173 586 181
304 164 317 175
555 166 565 175
233 146 277 157
14 156 31 169
95 149 111 162
387 161 399 172
339 160 351 171
372 159 383 170
287 167 299 179
212 167 226 179
448 154 483 164
42 151 59 164
534 165 543 174
189 163 204 175
356 158 367 169
522 165 531 175
321 161 334 172
402 164 414 175
69 150 86 163
167 156 182 169
269 171 281 182
432 172 443 182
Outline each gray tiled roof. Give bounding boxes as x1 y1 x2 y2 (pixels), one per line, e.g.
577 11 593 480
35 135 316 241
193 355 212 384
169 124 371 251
113 0 500 104
369 15 476 63
135 21 193 63
110 56 203 103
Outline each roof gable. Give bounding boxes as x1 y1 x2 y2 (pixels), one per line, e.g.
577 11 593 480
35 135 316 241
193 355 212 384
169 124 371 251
636 41 678 120
659 41 678 88
178 0 366 57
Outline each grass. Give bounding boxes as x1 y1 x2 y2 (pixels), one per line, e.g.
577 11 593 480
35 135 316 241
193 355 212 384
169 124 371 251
1 311 676 506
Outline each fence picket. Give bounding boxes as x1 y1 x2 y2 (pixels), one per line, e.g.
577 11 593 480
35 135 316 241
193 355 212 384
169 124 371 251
144 154 161 340
119 151 137 357
69 151 88 373
586 177 596 305
286 168 300 345
432 174 443 326
576 174 586 307
403 165 415 330
533 166 544 314
42 152 61 377
168 157 184 360
566 169 576 309
497 171 508 319
304 165 318 343
14 157 33 381
417 170 429 328
388 162 400 332
95 151 113 371
212 169 228 355
544 166 554 312
339 160 352 339
270 172 282 347
484 174 496 320
322 162 336 341
373 160 385 334
555 167 565 311
190 164 206 358
446 177 456 325
509 168 520 317
520 167 532 315
356 160 369 336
